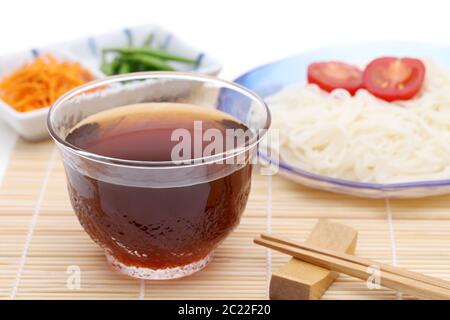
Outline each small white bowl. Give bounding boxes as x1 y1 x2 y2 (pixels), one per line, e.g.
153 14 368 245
0 49 103 141
63 24 222 75
0 100 50 141
0 24 222 141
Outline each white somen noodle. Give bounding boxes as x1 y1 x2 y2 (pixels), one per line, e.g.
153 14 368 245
263 60 450 183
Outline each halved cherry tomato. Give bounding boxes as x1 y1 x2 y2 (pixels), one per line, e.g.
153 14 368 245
307 61 363 95
362 57 425 102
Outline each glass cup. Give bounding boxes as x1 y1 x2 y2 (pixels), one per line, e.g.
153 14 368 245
47 72 270 280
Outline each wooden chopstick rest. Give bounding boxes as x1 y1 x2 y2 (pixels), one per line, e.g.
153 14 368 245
269 219 358 300
255 234 450 300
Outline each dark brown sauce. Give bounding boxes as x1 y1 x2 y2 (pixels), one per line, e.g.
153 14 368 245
65 103 252 269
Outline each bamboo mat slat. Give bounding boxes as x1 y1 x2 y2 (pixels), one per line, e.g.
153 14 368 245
1 139 450 300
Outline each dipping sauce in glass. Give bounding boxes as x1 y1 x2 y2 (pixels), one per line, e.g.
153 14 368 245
64 103 252 275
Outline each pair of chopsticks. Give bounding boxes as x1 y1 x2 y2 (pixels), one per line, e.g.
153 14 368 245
254 233 450 300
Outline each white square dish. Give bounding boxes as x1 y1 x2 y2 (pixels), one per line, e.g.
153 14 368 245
0 24 222 141
63 24 222 75
0 49 103 141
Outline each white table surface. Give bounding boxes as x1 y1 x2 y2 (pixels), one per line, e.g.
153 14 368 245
1 0 450 182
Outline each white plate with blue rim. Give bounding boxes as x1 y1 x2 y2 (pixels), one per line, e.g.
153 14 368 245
234 41 450 198
0 24 222 141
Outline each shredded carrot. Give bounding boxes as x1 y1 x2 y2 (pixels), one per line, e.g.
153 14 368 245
0 54 94 112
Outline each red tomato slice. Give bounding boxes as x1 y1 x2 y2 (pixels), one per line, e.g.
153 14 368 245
362 57 425 102
307 61 363 95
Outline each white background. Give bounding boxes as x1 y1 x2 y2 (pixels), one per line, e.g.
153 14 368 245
0 0 449 179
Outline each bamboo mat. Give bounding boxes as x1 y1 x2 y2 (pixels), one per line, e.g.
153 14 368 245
1 139 450 300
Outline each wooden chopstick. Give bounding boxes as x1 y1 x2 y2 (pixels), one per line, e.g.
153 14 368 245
254 235 450 300
260 233 450 291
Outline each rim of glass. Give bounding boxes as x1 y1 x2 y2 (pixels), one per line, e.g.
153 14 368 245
47 71 271 169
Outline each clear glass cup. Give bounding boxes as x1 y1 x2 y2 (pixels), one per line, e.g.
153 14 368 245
47 72 270 280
